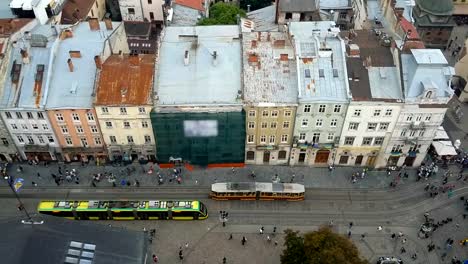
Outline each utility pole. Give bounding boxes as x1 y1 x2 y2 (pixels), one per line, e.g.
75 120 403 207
4 174 43 225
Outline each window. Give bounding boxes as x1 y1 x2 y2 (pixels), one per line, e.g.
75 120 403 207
409 130 416 137
120 107 127 115
65 137 73 145
145 135 152 143
281 134 288 143
90 125 98 133
327 133 334 141
247 134 255 143
271 110 278 117
379 123 389 131
299 133 306 141
21 124 28 130
138 107 146 114
101 107 109 114
334 105 341 113
87 112 95 121
94 137 102 145
246 151 255 160
37 112 44 119
270 122 277 129
318 105 326 113
400 128 407 137
149 12 154 20
406 115 413 121
128 8 135 15
425 115 432 121
17 135 24 143
76 125 84 133
72 113 80 121
269 135 275 144
16 112 23 119
142 121 149 128
61 125 68 134
261 122 268 129
37 135 45 144
80 138 88 147
419 129 425 137
316 119 323 127
312 133 320 143
362 137 373 146
123 121 131 129
353 109 361 117
110 136 117 143
148 0 152 4
262 110 269 117
106 121 113 128
48 136 55 143
304 104 311 113
127 136 134 143
11 124 17 130
367 123 377 131
285 12 292 19
260 135 266 143
248 110 256 117
31 123 38 130
54 114 63 122
283 121 290 128
248 122 255 129
27 135 34 144
385 109 393 116
284 110 291 117
26 112 33 119
416 115 422 121
278 150 287 160
349 122 359 130
5 112 12 119
374 137 384 145
391 144 403 153
42 124 48 130
344 137 355 145
301 119 308 127
425 91 432 98
1 138 8 145
330 119 337 127
373 110 381 116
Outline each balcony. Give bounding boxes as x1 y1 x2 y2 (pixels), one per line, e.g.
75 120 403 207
410 121 425 130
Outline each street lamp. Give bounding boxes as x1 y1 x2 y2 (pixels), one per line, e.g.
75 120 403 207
4 175 43 225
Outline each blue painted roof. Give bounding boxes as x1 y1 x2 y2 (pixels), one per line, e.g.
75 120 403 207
46 22 121 109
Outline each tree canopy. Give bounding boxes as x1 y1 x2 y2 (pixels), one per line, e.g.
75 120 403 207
239 0 273 12
281 228 369 264
198 2 246 26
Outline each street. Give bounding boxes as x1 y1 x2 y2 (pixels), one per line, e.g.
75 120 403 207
0 162 467 264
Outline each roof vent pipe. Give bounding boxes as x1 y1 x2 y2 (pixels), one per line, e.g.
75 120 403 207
184 50 189 66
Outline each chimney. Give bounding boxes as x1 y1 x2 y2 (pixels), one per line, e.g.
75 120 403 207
20 49 29 64
88 18 100 31
94 55 102 69
67 58 74 72
104 17 113 30
267 32 271 41
257 32 261 41
60 29 73 40
347 44 360 57
184 50 190 66
212 51 218 66
69 50 81 58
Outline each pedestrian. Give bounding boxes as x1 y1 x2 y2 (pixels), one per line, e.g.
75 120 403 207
377 226 383 231
126 180 131 186
391 233 396 239
55 179 60 186
92 181 96 187
152 254 158 263
274 240 278 246
37 172 41 178
267 235 271 242
185 242 189 249
260 226 264 234
424 183 430 191
411 253 417 260
179 252 183 260
241 236 247 245
398 231 403 238
18 165 23 172
402 238 407 244
273 226 277 234
228 234 233 240
360 234 365 241
348 231 351 238
135 180 140 187
223 257 226 264
400 247 406 253
32 181 37 187
349 222 353 228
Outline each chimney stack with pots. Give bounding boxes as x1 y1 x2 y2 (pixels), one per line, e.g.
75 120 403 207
104 17 113 30
184 50 190 66
94 55 102 69
20 48 30 64
212 51 218 66
88 18 100 31
67 58 74 72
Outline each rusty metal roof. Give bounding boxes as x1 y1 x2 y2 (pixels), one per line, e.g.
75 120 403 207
60 0 96 24
96 54 155 106
0 18 33 37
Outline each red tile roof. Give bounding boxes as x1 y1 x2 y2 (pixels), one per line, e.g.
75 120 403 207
399 18 420 40
0 19 33 37
175 0 204 11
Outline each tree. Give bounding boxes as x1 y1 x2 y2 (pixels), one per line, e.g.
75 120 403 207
281 227 369 264
198 2 246 26
239 0 273 12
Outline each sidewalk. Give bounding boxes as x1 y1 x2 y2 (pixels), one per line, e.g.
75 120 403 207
0 161 462 190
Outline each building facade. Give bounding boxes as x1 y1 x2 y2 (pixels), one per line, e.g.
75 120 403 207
275 0 320 24
242 32 297 165
384 49 454 167
288 22 351 167
119 0 164 23
45 20 125 163
152 26 245 165
95 54 156 162
60 0 107 24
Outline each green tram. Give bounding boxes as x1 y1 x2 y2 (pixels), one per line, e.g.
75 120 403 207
38 200 208 220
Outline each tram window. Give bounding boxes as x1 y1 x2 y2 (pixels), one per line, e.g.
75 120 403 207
172 211 192 217
50 210 74 217
112 210 134 217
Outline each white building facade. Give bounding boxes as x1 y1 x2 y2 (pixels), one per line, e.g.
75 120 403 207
119 0 164 22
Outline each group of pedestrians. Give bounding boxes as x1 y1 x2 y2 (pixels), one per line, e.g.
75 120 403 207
350 168 369 184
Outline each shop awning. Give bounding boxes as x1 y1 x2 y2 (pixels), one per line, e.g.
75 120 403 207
432 141 457 156
433 126 450 141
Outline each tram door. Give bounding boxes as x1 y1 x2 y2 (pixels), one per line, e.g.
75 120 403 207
256 191 261 200
168 210 173 220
